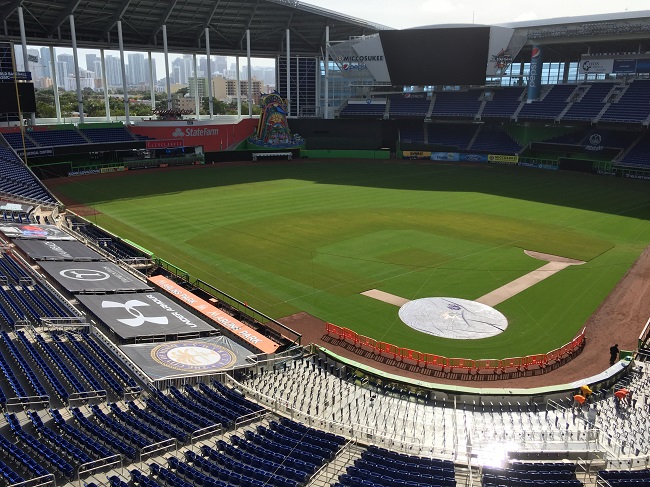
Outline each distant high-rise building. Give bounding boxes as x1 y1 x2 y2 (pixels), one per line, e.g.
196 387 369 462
55 61 68 88
171 55 193 84
127 53 147 85
104 55 122 86
39 47 50 78
214 56 227 74
57 53 74 78
85 53 98 74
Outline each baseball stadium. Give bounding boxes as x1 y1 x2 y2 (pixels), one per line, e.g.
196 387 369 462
0 1 649 487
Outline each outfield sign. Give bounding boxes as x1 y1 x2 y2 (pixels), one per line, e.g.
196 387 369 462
149 275 280 353
402 151 431 159
488 154 519 164
430 152 460 161
146 139 184 149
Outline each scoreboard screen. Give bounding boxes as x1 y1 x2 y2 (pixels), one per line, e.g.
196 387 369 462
379 27 491 86
0 83 36 113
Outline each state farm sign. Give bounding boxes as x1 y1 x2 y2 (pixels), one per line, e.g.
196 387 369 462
172 127 218 137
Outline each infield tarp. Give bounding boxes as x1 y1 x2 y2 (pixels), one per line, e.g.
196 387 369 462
77 292 216 340
0 223 75 240
14 239 104 261
120 336 254 380
39 261 152 293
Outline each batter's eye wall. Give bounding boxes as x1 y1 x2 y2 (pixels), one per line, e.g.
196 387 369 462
379 27 491 86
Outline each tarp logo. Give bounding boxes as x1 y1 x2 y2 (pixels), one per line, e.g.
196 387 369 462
172 128 184 137
102 299 169 327
60 269 110 281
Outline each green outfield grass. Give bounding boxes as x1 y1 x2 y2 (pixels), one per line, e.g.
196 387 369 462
50 161 650 359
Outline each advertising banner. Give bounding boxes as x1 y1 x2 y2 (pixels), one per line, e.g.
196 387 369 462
24 148 54 157
402 151 432 159
0 224 74 240
149 275 279 353
145 139 184 149
430 152 460 161
527 46 543 101
119 336 254 380
459 154 489 162
488 154 519 164
13 239 104 261
578 58 614 74
100 166 125 174
77 292 216 340
39 261 152 293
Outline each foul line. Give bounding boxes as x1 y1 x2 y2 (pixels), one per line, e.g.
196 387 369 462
362 250 585 308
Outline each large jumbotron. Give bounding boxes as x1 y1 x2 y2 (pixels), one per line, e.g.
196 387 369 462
0 1 650 486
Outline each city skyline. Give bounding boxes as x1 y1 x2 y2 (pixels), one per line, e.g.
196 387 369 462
17 45 276 92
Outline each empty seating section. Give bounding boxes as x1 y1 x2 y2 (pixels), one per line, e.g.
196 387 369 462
16 330 70 401
0 147 56 203
1 209 32 223
598 468 650 486
5 412 75 478
400 127 425 144
389 95 431 117
83 333 141 392
336 444 456 487
600 80 650 123
431 91 482 118
0 330 47 398
72 407 137 460
518 85 577 120
109 402 170 444
28 129 87 147
483 462 580 487
482 88 524 118
471 126 521 153
34 333 87 394
340 102 386 117
427 123 477 149
0 424 50 479
180 420 342 487
562 83 613 121
620 132 650 168
27 410 94 464
50 407 115 458
80 127 137 143
2 132 37 149
73 222 144 261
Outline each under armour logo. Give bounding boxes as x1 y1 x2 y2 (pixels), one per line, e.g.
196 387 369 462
101 299 169 327
60 269 110 281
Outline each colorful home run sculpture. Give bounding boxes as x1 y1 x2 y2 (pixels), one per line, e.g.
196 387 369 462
248 92 304 149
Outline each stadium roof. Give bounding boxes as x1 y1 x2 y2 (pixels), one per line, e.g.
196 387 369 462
0 0 391 57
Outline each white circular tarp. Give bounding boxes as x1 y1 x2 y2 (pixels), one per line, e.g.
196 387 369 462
398 297 508 340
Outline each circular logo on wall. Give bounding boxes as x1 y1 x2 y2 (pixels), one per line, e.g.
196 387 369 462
589 133 602 146
151 342 237 372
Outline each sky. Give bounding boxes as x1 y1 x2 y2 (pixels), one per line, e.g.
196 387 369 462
300 0 650 29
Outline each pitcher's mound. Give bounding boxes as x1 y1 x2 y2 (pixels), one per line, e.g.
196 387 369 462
398 297 508 339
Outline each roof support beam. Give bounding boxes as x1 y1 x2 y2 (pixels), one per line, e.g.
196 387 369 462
150 0 178 41
47 0 82 36
102 0 132 36
0 0 23 22
238 0 260 45
290 26 318 52
202 0 221 30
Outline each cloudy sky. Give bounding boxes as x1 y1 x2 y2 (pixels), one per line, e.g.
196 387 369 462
301 0 649 29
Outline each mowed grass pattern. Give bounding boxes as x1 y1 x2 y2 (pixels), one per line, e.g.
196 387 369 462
51 161 650 359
